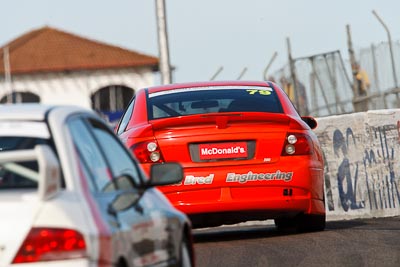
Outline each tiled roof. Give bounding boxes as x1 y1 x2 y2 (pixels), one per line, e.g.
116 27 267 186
0 26 159 75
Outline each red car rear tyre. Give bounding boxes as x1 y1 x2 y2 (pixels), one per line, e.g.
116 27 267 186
275 213 326 232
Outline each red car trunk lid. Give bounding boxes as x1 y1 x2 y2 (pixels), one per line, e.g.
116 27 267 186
150 113 292 166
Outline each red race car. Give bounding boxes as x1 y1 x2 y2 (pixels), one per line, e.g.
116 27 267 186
116 80 325 231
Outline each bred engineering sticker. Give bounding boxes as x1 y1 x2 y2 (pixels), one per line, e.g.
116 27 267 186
184 174 214 185
226 170 293 183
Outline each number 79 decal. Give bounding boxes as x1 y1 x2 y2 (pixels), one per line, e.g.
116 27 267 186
246 89 272 96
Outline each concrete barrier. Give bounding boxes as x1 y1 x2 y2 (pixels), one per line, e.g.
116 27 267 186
315 109 400 220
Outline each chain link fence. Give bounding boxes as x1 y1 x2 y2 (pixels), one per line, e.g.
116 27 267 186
271 40 400 117
359 41 400 109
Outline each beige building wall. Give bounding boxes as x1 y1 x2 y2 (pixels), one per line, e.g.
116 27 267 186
0 67 155 108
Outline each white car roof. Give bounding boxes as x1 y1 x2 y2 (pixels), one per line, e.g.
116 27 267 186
0 104 94 121
0 104 98 139
0 104 54 121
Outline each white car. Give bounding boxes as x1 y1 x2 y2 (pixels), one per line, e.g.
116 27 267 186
0 104 194 267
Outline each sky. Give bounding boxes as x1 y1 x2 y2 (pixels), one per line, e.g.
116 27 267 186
1 0 399 84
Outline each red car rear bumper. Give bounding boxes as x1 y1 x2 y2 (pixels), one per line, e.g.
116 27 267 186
165 185 325 215
141 155 325 228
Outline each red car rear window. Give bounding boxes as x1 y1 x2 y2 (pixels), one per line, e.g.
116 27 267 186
147 86 283 119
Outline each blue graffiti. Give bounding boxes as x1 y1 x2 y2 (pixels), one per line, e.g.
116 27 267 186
333 128 364 211
364 126 400 210
332 125 400 212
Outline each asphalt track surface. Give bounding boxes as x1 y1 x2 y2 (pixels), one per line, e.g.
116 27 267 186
193 216 400 267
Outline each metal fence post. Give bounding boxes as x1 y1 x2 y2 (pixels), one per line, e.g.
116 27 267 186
347 24 368 112
287 37 301 114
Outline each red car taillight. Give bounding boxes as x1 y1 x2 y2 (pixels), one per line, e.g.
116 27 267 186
12 227 86 263
130 140 165 163
281 133 313 156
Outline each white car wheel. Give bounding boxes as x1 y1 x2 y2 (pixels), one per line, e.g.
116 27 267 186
180 237 192 267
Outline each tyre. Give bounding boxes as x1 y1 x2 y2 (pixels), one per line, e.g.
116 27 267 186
275 213 326 233
297 213 326 232
274 217 297 232
178 235 193 267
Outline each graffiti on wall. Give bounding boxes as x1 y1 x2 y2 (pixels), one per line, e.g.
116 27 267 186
363 124 400 210
333 128 364 211
318 122 400 213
